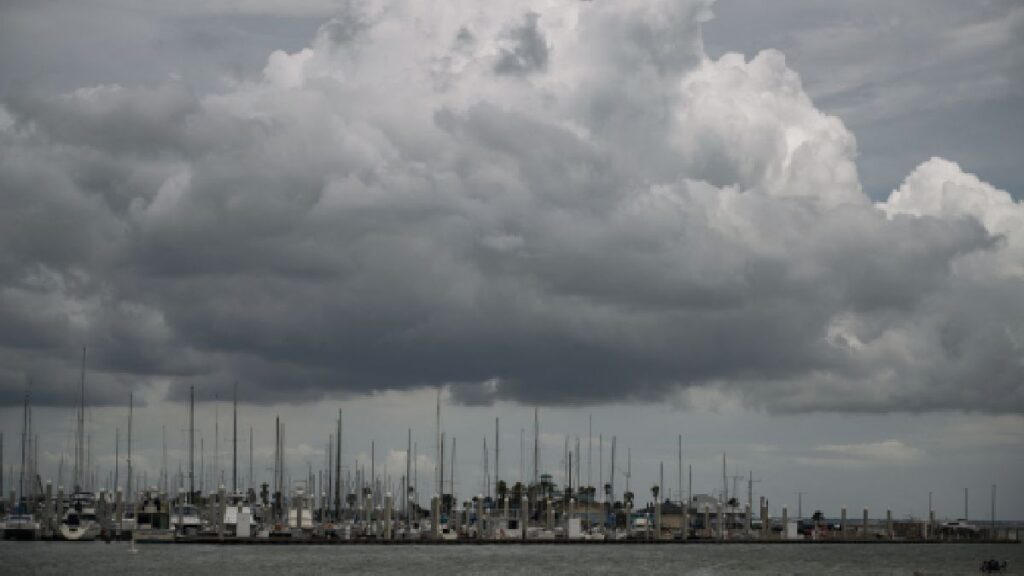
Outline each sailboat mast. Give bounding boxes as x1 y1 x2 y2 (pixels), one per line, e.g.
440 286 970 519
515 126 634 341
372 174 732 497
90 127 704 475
188 385 195 502
533 408 539 486
127 392 133 503
335 409 342 517
76 346 86 491
405 428 411 518
232 382 237 493
19 387 28 502
494 417 499 499
435 388 441 498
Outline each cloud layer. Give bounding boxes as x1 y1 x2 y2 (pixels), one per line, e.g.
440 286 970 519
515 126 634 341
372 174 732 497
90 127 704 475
1 0 1021 412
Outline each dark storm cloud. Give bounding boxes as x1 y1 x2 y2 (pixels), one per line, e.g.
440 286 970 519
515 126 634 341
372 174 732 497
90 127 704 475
0 1 1021 412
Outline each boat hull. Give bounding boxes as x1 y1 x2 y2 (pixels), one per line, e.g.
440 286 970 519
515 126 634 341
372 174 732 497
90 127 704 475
60 522 100 541
3 527 40 541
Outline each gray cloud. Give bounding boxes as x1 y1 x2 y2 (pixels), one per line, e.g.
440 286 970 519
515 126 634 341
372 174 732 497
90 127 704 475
0 1 1021 414
494 13 549 76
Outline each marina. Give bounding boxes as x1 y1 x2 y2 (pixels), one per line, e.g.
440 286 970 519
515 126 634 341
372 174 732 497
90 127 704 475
1 363 1020 547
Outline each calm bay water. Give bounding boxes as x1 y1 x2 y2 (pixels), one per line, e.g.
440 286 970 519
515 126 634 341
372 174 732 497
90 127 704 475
1 542 1021 575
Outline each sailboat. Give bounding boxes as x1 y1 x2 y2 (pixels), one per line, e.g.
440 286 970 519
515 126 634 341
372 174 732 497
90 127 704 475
59 348 100 541
3 386 40 540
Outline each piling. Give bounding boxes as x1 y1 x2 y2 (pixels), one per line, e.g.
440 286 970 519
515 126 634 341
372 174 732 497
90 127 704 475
681 503 688 541
782 506 788 541
760 504 768 539
744 504 751 537
503 497 510 539
716 500 723 540
115 489 123 536
218 485 226 538
476 496 485 540
841 507 847 540
431 495 441 539
702 505 710 539
520 496 529 541
655 498 662 540
862 507 869 540
886 509 893 541
384 493 392 540
567 498 576 540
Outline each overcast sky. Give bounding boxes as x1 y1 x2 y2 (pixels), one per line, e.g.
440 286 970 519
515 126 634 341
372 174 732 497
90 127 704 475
1 0 1022 519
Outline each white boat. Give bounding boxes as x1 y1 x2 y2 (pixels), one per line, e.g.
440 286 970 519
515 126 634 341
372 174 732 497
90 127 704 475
222 492 255 536
59 492 101 541
940 519 979 532
171 504 203 535
3 510 41 540
396 520 421 540
438 524 459 540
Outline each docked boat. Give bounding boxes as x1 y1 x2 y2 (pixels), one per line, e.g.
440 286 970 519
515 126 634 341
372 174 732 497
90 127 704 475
59 492 101 541
171 503 203 535
223 492 255 537
133 491 172 540
2 509 41 540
